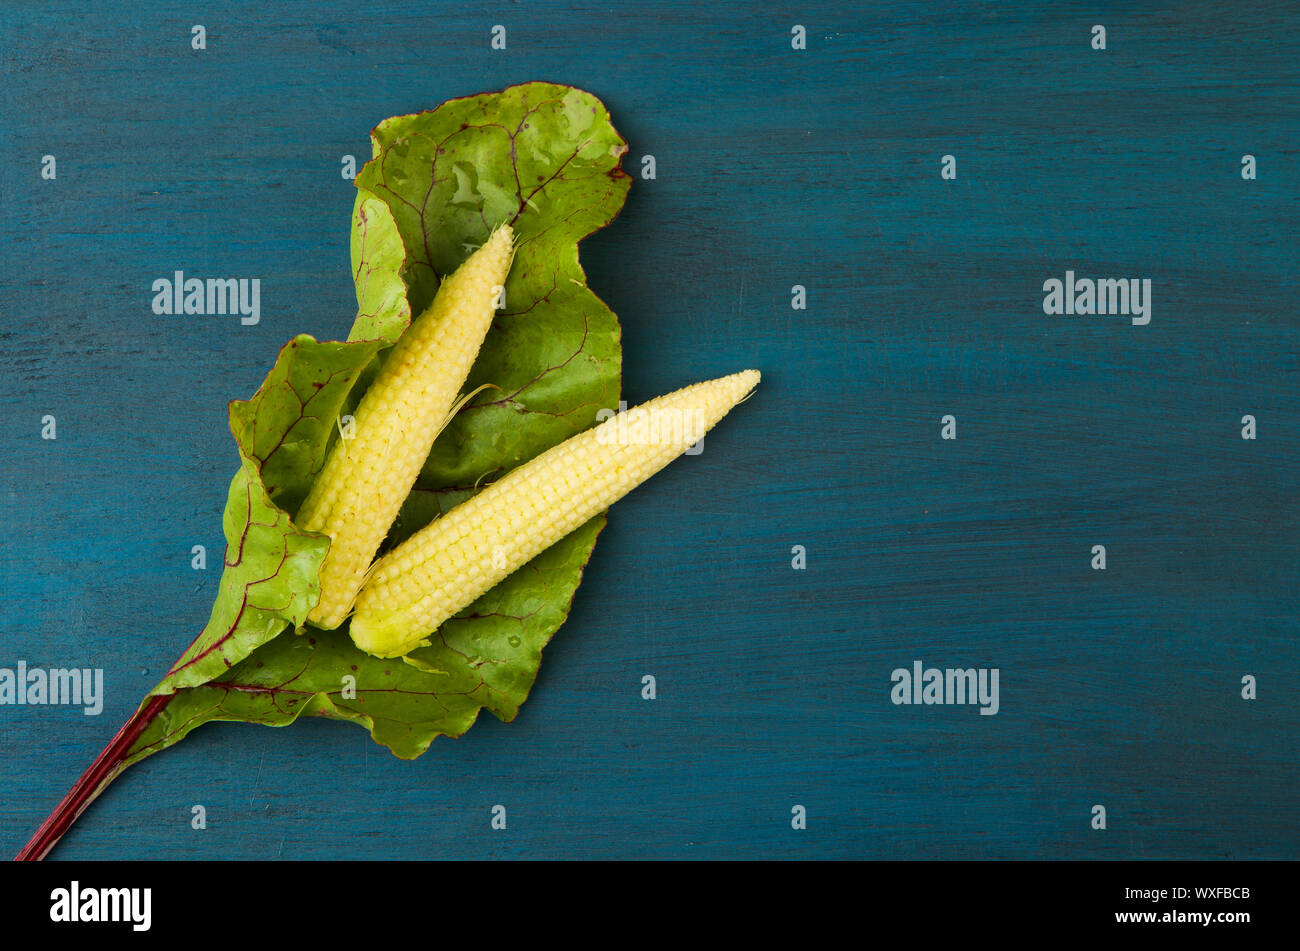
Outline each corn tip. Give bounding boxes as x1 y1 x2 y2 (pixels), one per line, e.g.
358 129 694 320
488 222 515 255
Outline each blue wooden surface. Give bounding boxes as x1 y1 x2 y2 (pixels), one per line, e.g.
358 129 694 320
1 1 1296 860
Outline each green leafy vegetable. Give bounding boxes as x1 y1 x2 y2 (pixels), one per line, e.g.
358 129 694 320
355 82 628 486
17 82 630 860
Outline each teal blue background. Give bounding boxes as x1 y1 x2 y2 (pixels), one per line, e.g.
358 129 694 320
1 1 1296 859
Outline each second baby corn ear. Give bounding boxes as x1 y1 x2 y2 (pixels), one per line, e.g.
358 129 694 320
348 369 760 659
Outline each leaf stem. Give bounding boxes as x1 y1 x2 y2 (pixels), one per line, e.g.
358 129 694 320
14 693 173 861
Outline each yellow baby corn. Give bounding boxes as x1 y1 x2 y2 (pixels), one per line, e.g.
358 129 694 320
349 369 760 658
299 224 515 628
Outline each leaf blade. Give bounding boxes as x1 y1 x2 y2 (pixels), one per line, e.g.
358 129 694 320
134 83 628 758
356 81 630 487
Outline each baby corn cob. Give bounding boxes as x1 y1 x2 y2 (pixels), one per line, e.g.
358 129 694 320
299 224 515 628
349 369 760 658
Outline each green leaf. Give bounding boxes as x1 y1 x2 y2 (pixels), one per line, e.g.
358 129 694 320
229 334 383 514
355 81 630 488
151 462 324 694
130 83 629 760
126 515 604 764
152 335 382 695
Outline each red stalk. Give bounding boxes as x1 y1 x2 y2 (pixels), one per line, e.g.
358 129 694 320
15 693 174 861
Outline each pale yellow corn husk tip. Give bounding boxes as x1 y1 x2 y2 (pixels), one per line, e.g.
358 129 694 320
299 224 515 629
348 369 760 658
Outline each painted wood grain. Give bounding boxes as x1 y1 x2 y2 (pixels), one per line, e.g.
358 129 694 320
0 1 1296 859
